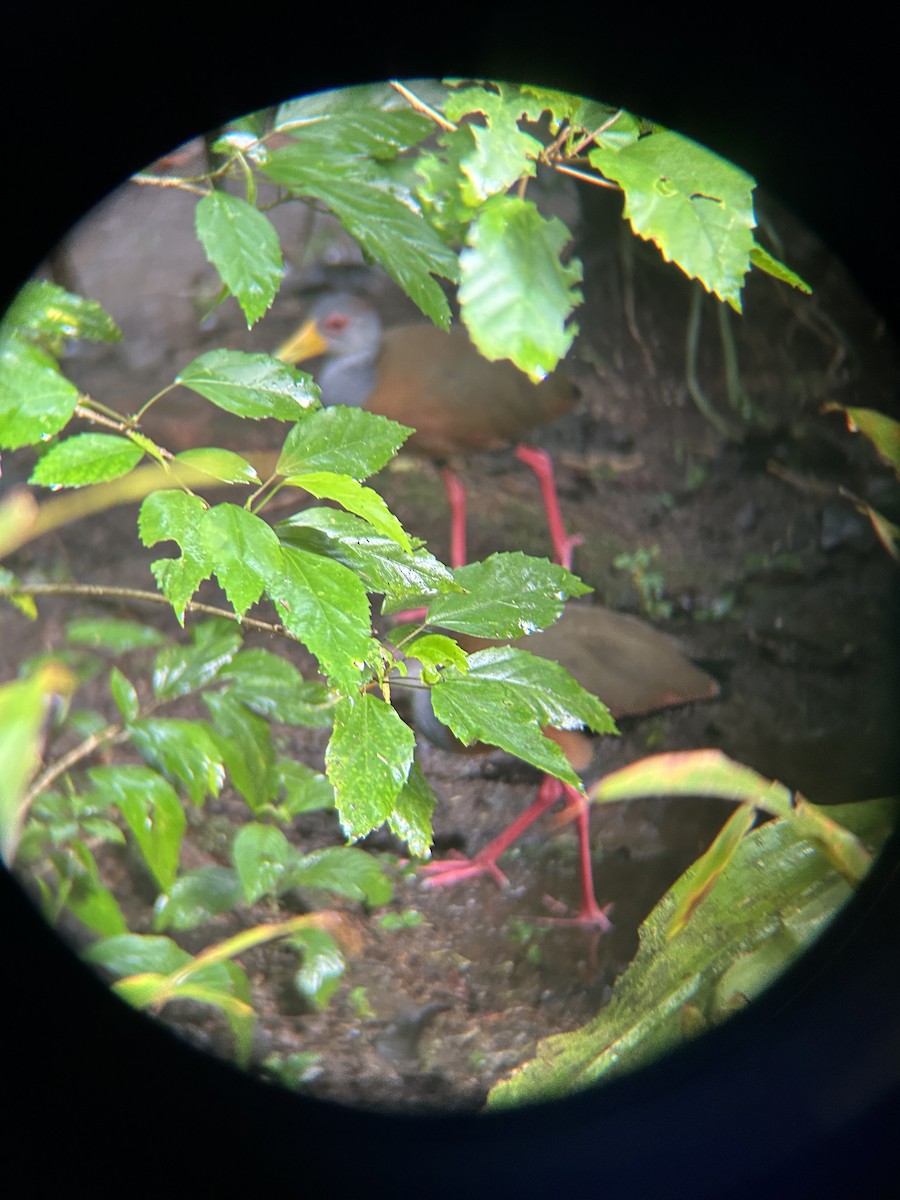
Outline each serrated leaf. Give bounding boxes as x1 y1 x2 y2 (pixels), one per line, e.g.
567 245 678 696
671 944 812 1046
195 191 283 327
459 194 582 380
88 765 185 892
404 634 469 677
152 625 242 699
200 503 284 616
0 336 80 449
269 544 373 692
291 845 393 905
176 349 319 420
109 666 139 722
204 690 275 812
388 759 437 857
426 552 589 637
590 130 756 313
139 490 213 623
444 83 543 205
430 645 613 788
487 796 897 1107
277 508 460 602
129 718 225 805
276 406 412 480
263 144 457 327
174 447 261 485
29 433 144 488
326 695 416 841
154 866 242 932
232 822 298 903
219 648 334 727
285 471 411 551
1 279 121 346
65 617 167 652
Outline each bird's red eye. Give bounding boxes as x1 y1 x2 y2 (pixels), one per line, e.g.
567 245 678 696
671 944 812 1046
324 315 348 333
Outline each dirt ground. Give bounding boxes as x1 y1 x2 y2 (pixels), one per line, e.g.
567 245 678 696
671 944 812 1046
4 146 899 1113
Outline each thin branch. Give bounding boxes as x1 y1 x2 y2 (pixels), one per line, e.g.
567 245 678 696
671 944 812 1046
0 581 297 641
552 163 619 189
389 80 458 132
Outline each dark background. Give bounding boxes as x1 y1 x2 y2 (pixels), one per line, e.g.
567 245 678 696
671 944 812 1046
2 10 898 1197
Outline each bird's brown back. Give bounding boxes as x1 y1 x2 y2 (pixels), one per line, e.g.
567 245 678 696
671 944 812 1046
367 324 577 458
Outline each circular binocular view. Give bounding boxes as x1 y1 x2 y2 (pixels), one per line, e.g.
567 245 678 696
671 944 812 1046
1 78 897 1115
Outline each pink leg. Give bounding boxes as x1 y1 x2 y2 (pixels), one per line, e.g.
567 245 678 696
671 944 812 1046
421 774 612 931
441 466 468 570
420 773 561 888
514 444 584 571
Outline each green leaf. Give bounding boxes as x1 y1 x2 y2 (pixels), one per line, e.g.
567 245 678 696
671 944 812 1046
219 648 334 727
0 663 74 863
88 765 185 892
200 502 284 616
84 932 192 977
326 695 416 841
274 102 434 155
176 349 319 420
129 718 225 805
263 143 457 327
67 878 129 937
153 866 242 932
232 822 298 903
426 552 589 637
109 666 139 722
289 926 345 1010
1 279 121 347
203 691 275 812
404 634 469 679
276 406 413 480
444 83 543 204
29 433 144 488
388 759 437 858
139 490 213 622
285 471 411 551
749 242 811 293
152 624 242 699
173 447 261 485
195 191 283 328
487 796 898 1107
430 645 614 788
458 194 582 380
269 544 373 692
0 336 80 449
291 845 393 904
268 758 335 816
65 616 167 652
589 129 757 313
823 404 900 477
277 508 460 602
666 804 757 937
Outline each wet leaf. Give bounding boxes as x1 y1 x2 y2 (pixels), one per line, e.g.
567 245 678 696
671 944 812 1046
276 405 412 480
174 446 261 485
0 336 80 449
195 191 283 327
176 349 319 420
326 694 416 841
284 471 412 551
203 691 275 812
232 822 297 904
29 433 144 488
129 717 225 805
201 502 284 616
108 666 139 722
426 552 589 637
154 866 242 932
152 624 242 699
88 765 185 892
219 648 334 727
291 845 393 904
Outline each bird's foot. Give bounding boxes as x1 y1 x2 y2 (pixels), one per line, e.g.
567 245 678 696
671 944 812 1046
539 892 615 931
419 851 509 889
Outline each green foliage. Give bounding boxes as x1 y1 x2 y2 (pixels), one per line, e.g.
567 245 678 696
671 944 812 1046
487 793 896 1107
0 78 834 1089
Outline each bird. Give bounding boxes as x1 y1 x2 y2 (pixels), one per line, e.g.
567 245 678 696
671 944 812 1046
403 602 720 927
275 292 581 570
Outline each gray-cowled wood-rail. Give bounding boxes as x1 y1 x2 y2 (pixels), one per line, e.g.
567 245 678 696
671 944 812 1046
406 603 720 927
275 292 581 570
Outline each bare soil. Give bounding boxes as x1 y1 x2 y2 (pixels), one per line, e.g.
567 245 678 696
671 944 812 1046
5 159 899 1114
